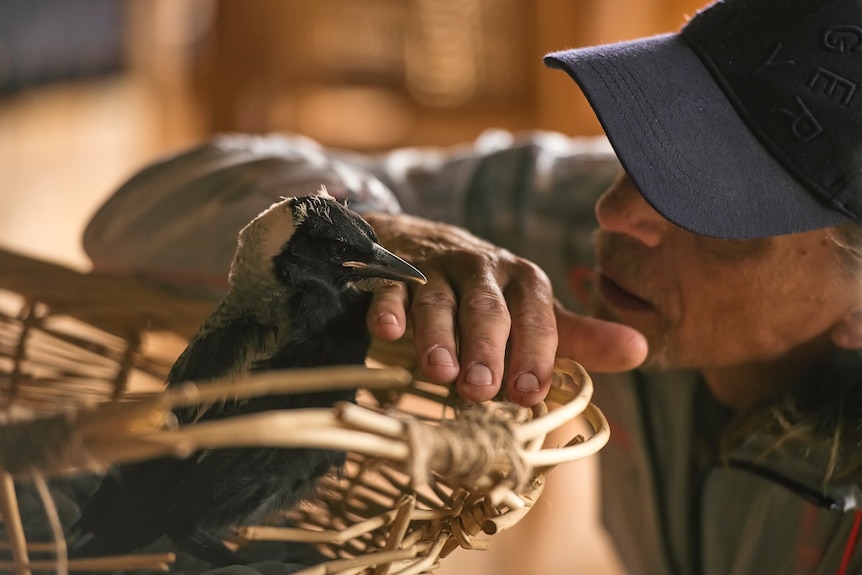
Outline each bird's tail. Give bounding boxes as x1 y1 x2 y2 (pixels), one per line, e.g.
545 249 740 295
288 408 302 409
69 472 165 560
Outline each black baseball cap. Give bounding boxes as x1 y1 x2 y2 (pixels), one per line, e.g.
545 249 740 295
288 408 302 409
545 0 862 239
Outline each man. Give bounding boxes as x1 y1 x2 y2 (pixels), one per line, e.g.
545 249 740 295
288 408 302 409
360 1 862 572
83 0 862 572
359 1 862 572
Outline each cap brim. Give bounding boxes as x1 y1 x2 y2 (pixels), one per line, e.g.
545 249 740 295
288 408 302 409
545 33 850 239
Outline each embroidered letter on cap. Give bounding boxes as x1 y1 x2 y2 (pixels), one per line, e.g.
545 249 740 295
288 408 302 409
822 25 862 53
780 96 823 141
755 42 798 75
808 67 857 106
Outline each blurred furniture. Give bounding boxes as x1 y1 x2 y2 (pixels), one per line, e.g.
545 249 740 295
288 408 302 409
194 0 706 149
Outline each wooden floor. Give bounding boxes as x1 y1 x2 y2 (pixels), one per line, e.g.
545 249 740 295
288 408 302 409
0 78 625 575
0 75 201 270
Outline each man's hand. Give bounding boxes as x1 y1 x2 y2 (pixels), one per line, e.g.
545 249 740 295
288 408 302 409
364 213 647 406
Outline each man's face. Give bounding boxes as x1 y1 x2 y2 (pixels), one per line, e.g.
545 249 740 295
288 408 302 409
591 172 858 372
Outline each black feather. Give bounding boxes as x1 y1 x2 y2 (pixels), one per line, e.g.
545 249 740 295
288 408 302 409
72 193 424 567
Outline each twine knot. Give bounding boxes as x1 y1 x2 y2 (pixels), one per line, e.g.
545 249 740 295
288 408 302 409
401 401 533 492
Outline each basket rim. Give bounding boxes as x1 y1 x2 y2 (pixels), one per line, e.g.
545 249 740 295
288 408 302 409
0 247 215 339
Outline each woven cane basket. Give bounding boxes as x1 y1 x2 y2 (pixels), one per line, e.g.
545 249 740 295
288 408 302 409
0 247 609 575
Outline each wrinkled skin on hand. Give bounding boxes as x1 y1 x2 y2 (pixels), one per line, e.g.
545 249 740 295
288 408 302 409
364 213 648 406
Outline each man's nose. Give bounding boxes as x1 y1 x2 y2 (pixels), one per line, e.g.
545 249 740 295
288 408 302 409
595 173 667 248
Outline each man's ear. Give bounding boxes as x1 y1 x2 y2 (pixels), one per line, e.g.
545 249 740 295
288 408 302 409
831 309 862 349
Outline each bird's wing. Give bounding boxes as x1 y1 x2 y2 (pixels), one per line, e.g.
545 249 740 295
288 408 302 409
168 314 279 424
73 316 282 557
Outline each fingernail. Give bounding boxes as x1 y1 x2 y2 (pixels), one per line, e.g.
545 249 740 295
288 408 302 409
428 346 455 367
514 373 540 393
377 312 398 326
465 364 493 386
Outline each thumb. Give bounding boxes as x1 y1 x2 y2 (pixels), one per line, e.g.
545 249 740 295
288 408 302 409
555 303 648 373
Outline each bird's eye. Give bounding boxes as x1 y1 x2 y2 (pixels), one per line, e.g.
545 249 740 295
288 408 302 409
331 243 348 258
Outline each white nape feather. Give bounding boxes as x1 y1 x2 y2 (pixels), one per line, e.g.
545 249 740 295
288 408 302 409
229 200 295 290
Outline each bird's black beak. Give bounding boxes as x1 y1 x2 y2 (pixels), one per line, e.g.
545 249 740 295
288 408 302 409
342 244 427 285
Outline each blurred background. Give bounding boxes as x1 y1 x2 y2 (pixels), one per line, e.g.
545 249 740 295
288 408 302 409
0 0 702 573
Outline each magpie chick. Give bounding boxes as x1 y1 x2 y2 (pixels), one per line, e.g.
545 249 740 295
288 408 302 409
73 191 426 567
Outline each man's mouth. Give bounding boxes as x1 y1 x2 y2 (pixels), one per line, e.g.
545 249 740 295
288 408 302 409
596 271 654 312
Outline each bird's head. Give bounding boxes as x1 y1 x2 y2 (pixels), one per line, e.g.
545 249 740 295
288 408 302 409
229 189 425 299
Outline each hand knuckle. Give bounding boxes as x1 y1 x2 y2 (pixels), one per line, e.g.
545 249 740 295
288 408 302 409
514 258 551 285
412 289 457 310
512 308 555 332
463 292 509 318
